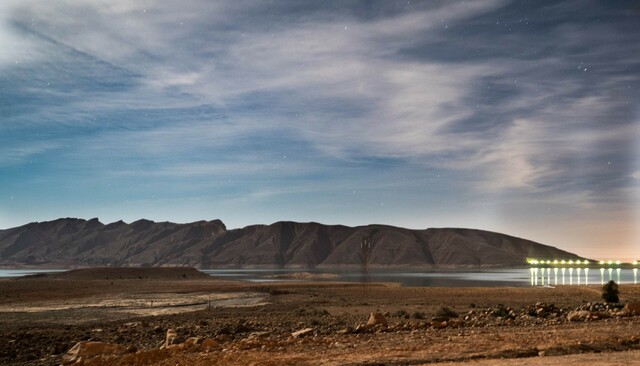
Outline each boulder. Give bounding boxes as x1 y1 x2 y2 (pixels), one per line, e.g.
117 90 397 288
367 312 388 326
61 341 128 365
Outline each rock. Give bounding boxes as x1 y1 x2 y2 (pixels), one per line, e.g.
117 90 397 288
161 329 178 349
246 331 271 339
432 316 450 322
624 303 640 315
133 349 168 364
567 310 590 322
353 324 375 333
184 337 203 347
201 339 220 349
291 328 314 338
535 308 547 317
354 324 373 333
61 341 129 365
431 320 447 329
367 312 388 326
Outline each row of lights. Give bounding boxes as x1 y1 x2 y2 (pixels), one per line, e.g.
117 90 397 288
527 259 639 266
527 259 590 265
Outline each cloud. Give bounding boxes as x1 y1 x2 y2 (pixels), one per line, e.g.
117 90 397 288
1 0 639 247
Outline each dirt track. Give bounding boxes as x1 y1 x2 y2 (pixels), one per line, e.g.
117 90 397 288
2 269 640 365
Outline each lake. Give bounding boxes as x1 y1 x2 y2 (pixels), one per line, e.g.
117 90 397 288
1 267 635 287
201 268 533 287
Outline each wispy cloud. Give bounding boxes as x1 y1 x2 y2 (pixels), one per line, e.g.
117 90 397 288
1 0 638 257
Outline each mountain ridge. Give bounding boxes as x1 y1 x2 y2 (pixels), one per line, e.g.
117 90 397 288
0 218 585 268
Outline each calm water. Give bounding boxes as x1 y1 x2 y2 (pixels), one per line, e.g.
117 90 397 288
0 269 65 278
201 268 532 287
203 267 640 287
1 268 636 287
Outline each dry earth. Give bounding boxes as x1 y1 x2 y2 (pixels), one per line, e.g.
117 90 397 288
1 268 640 365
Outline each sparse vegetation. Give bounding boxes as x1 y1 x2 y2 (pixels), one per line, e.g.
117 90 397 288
602 280 620 303
392 309 409 318
435 306 459 318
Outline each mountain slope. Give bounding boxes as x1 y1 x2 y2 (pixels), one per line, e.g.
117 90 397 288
0 218 584 268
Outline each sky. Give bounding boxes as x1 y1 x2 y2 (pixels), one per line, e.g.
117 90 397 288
0 0 639 260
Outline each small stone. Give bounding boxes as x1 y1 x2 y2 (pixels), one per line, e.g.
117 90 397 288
367 312 388 326
567 310 589 322
291 328 314 338
184 337 203 347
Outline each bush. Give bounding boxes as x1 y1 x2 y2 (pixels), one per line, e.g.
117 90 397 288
602 280 619 303
393 309 408 318
435 306 459 318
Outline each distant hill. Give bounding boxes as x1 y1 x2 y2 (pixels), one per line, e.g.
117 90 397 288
0 218 584 268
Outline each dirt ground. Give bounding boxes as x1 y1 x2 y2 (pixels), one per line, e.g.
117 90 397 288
2 269 640 365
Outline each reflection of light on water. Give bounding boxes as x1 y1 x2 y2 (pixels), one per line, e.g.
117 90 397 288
569 268 574 285
530 268 536 286
584 268 589 285
203 266 640 288
608 267 613 281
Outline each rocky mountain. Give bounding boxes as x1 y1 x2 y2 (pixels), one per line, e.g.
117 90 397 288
0 218 584 268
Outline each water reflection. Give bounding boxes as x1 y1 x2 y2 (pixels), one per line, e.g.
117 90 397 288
529 266 638 286
527 258 640 286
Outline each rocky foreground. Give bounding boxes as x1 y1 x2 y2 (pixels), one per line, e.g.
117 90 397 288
59 302 640 365
2 271 640 365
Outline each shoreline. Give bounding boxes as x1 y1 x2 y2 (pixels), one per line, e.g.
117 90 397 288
2 269 640 365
